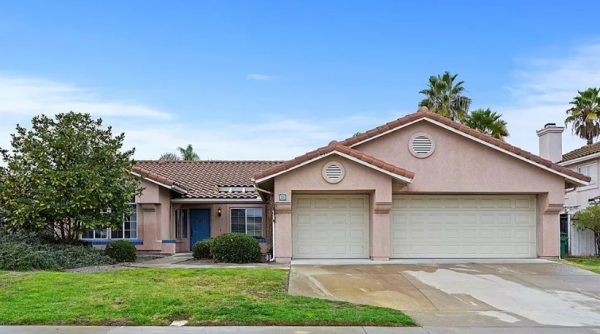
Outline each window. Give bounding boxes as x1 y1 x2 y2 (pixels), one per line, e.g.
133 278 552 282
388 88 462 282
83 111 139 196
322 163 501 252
578 163 597 189
82 203 138 240
230 208 263 237
218 186 255 193
175 208 188 239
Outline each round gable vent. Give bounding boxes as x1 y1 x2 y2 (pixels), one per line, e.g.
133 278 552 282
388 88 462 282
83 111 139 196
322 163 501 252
409 133 435 158
322 161 345 183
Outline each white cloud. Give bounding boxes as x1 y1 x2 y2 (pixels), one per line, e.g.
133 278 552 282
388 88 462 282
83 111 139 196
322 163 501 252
0 75 171 120
246 73 276 81
0 73 397 161
495 43 600 154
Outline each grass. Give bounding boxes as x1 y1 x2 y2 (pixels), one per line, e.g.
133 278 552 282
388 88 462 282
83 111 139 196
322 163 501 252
0 268 415 326
564 257 600 274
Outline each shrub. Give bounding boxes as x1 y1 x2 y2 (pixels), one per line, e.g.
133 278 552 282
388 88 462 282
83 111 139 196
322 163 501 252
211 233 261 263
0 237 114 271
104 240 137 263
192 239 213 259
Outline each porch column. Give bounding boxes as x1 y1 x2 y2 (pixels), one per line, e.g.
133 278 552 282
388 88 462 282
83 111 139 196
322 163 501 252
274 202 292 263
371 202 392 261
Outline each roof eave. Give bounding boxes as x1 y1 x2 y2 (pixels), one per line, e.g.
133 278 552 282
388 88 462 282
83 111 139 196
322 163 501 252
131 171 188 194
253 150 414 184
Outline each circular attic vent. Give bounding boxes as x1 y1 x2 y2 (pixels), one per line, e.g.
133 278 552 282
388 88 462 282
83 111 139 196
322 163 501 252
409 133 435 158
322 161 345 183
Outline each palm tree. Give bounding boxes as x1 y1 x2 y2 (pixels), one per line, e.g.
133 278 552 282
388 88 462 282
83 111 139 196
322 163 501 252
177 144 200 161
159 152 180 161
465 108 509 140
565 88 600 145
419 71 471 122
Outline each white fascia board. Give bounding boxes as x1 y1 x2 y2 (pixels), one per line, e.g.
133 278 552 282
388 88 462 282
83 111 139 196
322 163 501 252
171 198 263 204
131 171 187 194
348 117 588 186
254 150 413 184
559 153 600 166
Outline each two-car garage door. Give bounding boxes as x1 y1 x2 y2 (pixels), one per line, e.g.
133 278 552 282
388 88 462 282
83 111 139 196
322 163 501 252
291 194 536 259
391 195 537 258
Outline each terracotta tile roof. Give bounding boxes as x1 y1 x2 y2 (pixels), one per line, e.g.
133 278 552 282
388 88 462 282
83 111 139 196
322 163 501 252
132 166 186 191
253 142 415 182
134 160 282 199
562 142 600 162
254 107 590 184
338 107 589 183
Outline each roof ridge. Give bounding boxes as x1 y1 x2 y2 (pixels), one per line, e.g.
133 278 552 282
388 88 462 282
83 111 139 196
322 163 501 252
254 107 590 184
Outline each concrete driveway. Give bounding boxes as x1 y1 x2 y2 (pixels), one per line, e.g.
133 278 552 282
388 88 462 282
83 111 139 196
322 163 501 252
288 260 600 328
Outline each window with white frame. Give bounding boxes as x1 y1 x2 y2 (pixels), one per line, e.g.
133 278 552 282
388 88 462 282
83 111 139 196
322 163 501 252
230 208 263 237
578 163 598 188
175 208 188 239
82 203 138 239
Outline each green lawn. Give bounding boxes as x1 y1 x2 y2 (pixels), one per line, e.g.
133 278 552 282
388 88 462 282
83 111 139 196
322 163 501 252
0 268 414 326
565 257 600 274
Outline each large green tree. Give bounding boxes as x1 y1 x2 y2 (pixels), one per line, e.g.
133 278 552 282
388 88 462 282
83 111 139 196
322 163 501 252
0 112 141 241
177 144 200 161
465 108 509 140
573 204 600 255
565 88 600 145
419 71 471 122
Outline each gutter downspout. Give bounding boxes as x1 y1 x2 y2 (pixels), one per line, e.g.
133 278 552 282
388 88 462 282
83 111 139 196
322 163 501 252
252 181 276 262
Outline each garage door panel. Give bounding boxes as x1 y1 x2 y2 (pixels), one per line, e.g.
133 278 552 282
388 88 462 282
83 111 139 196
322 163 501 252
293 194 369 259
391 195 536 258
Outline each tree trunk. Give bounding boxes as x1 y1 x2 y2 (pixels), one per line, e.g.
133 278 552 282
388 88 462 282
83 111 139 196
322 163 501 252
596 232 600 256
588 137 593 145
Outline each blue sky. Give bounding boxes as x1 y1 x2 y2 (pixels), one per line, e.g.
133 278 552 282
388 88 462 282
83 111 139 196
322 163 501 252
1 0 599 159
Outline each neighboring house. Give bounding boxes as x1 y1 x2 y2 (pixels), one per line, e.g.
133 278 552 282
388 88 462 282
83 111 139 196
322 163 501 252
541 126 600 256
84 107 590 262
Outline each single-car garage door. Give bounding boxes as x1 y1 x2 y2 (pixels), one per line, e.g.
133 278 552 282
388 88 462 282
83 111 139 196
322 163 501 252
293 194 369 259
391 195 536 258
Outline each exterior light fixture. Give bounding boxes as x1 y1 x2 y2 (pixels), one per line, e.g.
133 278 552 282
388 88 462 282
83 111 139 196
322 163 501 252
218 208 222 217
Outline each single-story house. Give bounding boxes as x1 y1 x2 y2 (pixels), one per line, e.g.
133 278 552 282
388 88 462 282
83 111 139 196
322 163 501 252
83 107 590 262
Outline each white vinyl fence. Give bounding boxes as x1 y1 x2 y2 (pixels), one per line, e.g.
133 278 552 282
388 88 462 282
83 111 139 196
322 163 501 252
569 222 597 256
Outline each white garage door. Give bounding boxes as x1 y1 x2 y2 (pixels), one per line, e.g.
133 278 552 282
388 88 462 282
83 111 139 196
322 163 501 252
293 194 369 259
391 195 536 258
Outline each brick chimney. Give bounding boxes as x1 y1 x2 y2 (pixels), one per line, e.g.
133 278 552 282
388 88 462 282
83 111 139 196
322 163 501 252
536 123 564 163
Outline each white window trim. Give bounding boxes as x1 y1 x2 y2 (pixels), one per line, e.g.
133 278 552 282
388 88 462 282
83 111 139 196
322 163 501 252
82 203 138 240
578 163 598 191
230 208 263 237
175 208 189 240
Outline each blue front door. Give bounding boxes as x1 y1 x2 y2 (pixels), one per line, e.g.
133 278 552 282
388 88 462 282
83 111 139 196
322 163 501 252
190 209 211 250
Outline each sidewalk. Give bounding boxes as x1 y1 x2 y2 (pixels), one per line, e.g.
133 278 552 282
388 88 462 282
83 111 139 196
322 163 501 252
1 326 600 334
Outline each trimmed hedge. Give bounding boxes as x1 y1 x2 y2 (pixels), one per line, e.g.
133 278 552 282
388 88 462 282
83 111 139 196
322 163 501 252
192 239 213 259
104 240 137 263
0 229 114 271
211 233 262 263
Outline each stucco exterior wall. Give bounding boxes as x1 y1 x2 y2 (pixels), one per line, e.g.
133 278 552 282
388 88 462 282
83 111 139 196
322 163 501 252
136 180 171 252
272 121 568 261
273 155 394 262
564 158 600 208
175 202 268 252
356 122 566 198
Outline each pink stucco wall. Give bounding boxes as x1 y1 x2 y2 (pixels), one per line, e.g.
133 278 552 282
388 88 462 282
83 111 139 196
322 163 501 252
272 120 567 261
274 156 394 262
